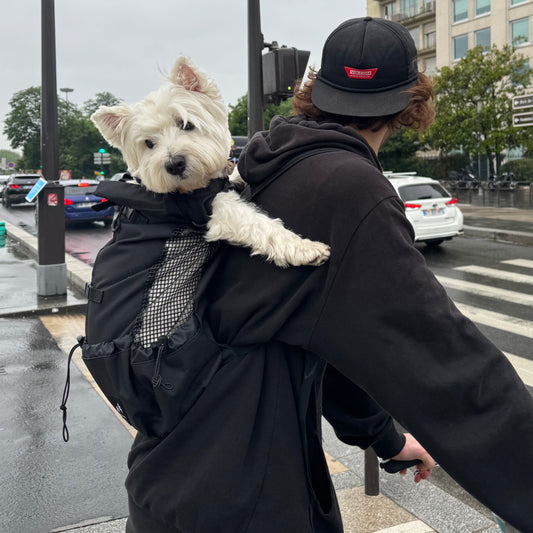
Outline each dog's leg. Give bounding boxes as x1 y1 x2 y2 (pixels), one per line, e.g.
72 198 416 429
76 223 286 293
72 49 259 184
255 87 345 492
205 190 330 267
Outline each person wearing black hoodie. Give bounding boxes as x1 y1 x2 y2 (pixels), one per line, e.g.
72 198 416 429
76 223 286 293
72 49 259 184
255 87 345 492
124 17 533 533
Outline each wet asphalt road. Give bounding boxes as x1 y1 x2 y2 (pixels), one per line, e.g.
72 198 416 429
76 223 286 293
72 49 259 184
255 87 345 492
0 317 131 533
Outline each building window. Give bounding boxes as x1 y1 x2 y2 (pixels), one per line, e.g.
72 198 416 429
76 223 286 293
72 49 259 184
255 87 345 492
512 59 530 87
424 22 436 49
409 27 420 49
475 27 491 49
511 0 527 6
382 1 396 20
453 0 468 23
511 18 530 46
421 56 437 77
476 0 490 16
453 34 468 59
400 0 417 18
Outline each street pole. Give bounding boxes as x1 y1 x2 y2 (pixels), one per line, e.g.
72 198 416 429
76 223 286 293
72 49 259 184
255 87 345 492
477 100 482 181
38 0 66 296
247 0 264 138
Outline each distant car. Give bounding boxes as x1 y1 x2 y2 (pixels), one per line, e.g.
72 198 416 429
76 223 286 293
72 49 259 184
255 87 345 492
385 172 464 246
231 136 248 160
110 172 128 181
62 179 115 227
2 174 41 208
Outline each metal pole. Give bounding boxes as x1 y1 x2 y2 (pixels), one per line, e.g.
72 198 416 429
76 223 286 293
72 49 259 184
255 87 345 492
364 448 380 496
38 0 66 296
247 0 264 138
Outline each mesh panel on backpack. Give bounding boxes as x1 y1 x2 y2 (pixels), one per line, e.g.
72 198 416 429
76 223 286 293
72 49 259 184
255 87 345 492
133 229 214 347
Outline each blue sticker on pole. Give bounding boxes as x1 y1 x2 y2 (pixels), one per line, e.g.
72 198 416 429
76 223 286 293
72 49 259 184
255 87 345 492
25 177 47 203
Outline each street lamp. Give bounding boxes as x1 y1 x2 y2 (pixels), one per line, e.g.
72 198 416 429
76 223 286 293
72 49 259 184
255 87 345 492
60 87 74 118
60 87 74 104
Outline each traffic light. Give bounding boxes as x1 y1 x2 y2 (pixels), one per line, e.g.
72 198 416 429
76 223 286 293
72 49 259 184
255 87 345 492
262 46 310 104
99 148 106 154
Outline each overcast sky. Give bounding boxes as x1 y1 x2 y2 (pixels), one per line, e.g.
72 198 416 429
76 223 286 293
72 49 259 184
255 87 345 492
0 0 367 153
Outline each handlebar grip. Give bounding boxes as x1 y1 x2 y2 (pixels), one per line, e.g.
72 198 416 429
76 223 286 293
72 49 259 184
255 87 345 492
379 459 421 474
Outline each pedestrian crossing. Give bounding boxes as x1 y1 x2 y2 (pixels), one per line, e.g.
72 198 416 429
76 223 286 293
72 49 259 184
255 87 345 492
434 257 533 387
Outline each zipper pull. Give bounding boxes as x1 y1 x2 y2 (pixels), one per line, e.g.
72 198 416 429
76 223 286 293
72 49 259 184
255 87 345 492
152 336 168 388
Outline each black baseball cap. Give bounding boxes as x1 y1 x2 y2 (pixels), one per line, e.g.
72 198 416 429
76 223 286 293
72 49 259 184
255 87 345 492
312 17 418 117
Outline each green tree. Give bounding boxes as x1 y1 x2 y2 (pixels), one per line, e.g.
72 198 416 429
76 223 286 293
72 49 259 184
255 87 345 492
3 87 41 170
426 44 533 176
228 95 248 136
228 94 295 136
379 128 420 172
3 87 126 178
83 91 122 117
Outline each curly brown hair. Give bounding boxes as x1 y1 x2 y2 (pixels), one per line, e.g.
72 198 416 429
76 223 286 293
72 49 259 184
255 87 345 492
292 67 435 133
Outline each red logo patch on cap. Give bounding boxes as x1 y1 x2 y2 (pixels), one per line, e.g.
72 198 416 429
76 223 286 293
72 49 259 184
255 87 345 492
344 67 378 80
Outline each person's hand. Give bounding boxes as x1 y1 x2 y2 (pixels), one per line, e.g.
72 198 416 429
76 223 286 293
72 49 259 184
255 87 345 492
391 433 436 483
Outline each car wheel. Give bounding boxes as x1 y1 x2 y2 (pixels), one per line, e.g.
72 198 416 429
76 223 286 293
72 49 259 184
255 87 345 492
103 219 112 228
425 239 444 247
3 196 11 208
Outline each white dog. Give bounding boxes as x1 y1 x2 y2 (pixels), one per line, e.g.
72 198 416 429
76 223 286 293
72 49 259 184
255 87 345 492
91 57 329 267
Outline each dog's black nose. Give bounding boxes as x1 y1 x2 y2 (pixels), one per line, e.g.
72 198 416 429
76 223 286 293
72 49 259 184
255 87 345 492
165 155 186 176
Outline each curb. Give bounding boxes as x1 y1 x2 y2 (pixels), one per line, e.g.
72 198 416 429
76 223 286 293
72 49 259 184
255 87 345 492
4 221 91 296
463 224 533 246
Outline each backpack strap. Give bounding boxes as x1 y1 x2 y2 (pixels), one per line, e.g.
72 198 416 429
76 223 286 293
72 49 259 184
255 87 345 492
241 147 341 201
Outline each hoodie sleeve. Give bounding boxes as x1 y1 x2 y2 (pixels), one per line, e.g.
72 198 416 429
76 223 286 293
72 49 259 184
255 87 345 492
322 364 405 459
308 195 533 532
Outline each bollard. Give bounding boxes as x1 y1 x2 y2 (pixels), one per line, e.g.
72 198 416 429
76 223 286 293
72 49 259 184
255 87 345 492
0 221 5 248
364 448 380 496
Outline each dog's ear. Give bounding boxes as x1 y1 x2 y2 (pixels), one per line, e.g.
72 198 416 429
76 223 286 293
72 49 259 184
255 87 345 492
91 105 131 149
170 57 220 98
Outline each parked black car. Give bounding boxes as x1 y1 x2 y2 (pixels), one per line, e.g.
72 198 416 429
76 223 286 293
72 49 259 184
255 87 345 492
1 174 41 208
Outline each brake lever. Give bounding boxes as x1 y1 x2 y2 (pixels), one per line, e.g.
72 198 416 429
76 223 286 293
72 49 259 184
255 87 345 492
379 459 421 474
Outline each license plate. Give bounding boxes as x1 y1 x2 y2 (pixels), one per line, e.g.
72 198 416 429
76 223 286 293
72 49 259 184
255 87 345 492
77 202 95 208
422 208 444 216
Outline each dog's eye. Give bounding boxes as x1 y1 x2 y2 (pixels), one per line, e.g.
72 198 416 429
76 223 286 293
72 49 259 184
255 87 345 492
176 119 195 131
145 140 155 149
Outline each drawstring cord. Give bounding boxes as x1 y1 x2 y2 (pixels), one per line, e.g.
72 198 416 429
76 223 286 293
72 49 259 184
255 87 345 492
60 337 84 443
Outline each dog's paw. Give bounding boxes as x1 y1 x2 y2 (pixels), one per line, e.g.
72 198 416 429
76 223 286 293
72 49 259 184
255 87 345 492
269 239 330 268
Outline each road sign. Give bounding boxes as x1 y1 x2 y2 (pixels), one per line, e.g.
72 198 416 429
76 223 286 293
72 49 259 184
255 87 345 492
513 112 533 127
93 152 111 165
25 176 47 203
513 95 533 110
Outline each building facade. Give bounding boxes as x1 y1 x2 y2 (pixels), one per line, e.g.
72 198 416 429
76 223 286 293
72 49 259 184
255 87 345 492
367 0 533 76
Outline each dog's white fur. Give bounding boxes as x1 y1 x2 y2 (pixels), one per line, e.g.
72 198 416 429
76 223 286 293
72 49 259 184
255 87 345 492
91 57 329 267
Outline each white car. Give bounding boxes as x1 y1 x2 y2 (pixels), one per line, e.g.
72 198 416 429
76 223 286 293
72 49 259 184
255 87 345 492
385 172 464 246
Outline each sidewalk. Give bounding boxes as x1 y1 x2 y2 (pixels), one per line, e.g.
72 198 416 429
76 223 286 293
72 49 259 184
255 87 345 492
2 205 530 533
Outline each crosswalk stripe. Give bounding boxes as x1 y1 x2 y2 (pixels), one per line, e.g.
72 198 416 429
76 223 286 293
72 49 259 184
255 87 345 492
501 259 533 270
505 352 533 387
455 265 533 285
373 520 434 533
436 275 533 306
455 302 533 341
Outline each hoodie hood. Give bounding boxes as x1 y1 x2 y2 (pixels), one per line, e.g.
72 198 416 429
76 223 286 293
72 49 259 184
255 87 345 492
238 115 381 187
